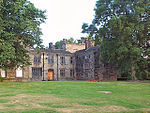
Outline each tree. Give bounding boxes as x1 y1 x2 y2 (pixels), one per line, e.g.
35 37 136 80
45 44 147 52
0 0 46 69
55 38 76 49
82 0 150 80
55 40 63 49
66 37 76 44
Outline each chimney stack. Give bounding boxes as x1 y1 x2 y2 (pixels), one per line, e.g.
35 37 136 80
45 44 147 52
61 39 66 50
85 40 94 49
49 42 54 50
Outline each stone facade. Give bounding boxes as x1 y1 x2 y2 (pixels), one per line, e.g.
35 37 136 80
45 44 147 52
0 40 117 82
29 49 74 81
75 45 117 81
0 67 30 82
75 48 96 80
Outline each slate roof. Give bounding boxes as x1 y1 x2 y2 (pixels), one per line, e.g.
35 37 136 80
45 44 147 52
85 46 100 51
30 46 100 54
75 46 100 53
30 49 72 54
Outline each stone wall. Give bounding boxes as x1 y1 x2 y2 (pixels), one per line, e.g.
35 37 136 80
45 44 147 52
29 50 75 81
0 68 30 82
75 46 117 81
75 50 95 80
65 40 95 53
85 40 94 49
95 65 117 81
29 52 43 81
66 43 85 53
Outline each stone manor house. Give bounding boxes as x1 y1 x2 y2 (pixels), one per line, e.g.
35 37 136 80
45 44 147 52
0 39 117 82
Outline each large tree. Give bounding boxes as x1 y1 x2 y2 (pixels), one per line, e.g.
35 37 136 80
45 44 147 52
82 0 150 80
0 0 46 69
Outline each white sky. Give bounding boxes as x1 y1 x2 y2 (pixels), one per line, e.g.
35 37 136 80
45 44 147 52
29 0 97 46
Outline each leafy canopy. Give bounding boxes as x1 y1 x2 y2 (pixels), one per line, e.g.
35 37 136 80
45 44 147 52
82 0 150 79
0 0 46 69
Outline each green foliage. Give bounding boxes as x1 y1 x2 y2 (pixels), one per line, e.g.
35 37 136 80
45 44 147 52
66 37 76 44
0 76 4 82
55 37 77 49
0 0 46 69
82 0 150 80
0 99 9 103
55 40 63 49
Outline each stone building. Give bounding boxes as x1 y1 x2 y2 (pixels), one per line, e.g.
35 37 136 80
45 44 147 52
29 48 74 81
0 39 117 82
75 43 117 81
75 46 100 80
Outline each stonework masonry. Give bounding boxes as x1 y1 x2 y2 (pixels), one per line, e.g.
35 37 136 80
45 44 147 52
66 43 85 53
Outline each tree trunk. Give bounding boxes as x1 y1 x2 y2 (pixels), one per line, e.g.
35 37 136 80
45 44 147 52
131 64 138 81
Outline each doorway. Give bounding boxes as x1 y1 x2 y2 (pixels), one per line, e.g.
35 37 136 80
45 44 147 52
48 69 54 81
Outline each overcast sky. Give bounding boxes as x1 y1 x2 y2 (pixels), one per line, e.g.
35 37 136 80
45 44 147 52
29 0 97 46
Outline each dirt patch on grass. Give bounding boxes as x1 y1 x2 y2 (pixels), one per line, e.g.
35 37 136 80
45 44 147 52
0 94 64 112
0 105 7 110
7 94 64 103
0 94 131 113
56 106 93 113
56 104 130 113
140 108 150 111
99 105 130 112
56 108 91 113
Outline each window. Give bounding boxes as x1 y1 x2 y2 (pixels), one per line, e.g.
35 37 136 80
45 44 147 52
32 68 42 79
70 57 73 64
85 56 88 59
70 69 74 77
1 70 6 77
48 56 54 64
60 56 65 64
34 56 41 64
16 67 23 77
60 69 65 77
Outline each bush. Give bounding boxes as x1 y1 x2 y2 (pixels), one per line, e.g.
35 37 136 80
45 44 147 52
0 77 4 82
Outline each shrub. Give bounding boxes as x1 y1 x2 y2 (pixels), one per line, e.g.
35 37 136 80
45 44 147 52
0 77 4 82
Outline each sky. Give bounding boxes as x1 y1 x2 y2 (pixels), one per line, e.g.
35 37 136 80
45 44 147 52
29 0 97 46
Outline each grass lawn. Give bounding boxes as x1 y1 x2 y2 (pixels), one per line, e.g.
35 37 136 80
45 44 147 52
0 82 150 113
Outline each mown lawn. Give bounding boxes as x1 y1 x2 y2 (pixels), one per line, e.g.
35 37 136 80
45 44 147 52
0 82 150 113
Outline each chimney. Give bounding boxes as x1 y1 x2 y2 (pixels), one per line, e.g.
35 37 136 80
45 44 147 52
85 40 94 49
63 39 66 43
85 40 88 49
61 39 66 50
49 42 54 50
81 37 85 43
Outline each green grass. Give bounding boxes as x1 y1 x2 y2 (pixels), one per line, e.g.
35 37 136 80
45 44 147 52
0 82 150 113
0 99 9 103
141 80 150 83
